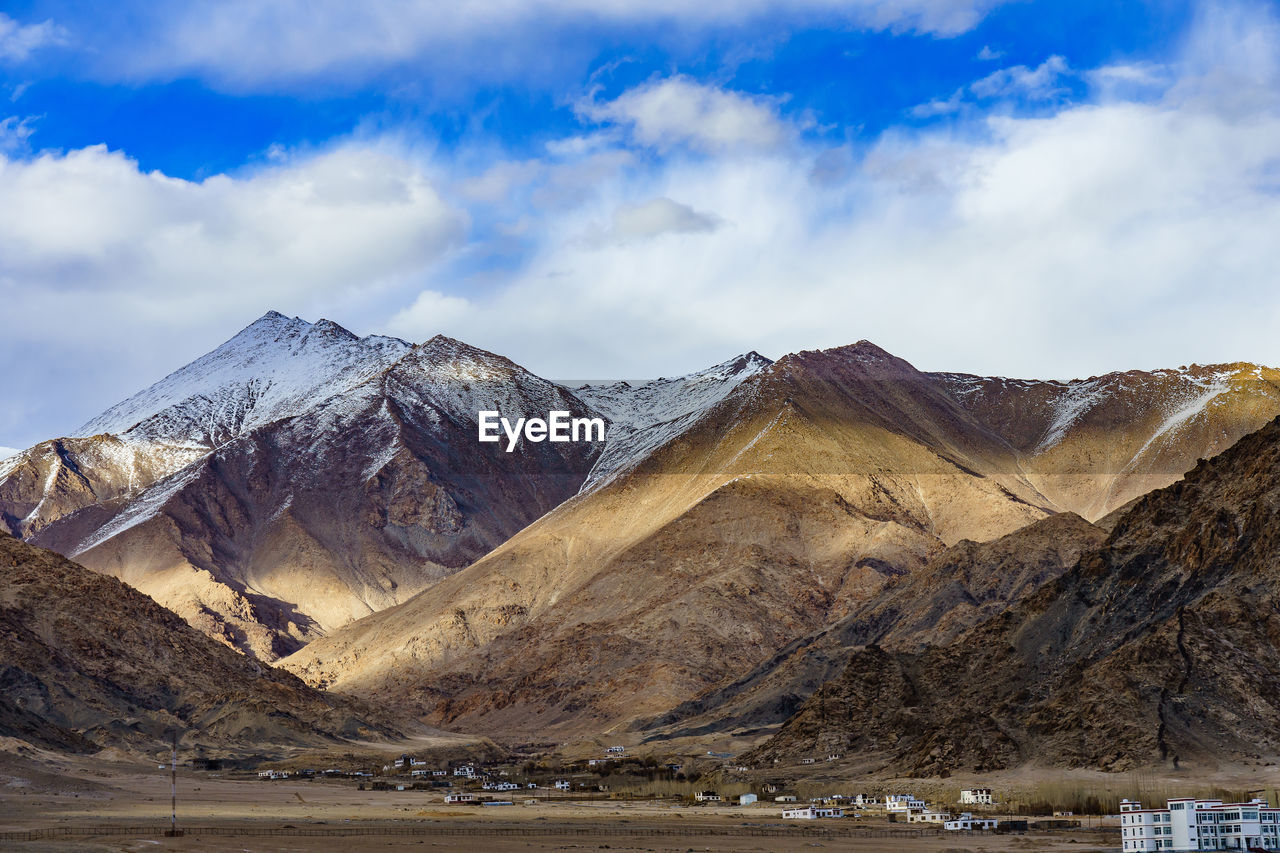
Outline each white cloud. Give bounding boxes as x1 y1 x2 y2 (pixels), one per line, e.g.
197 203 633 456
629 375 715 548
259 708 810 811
0 13 65 62
909 54 1072 117
0 142 464 443
0 115 36 153
579 76 792 153
609 197 720 240
910 89 965 117
381 4 1280 385
977 44 1003 61
77 1 1007 88
0 143 462 314
386 290 473 340
970 54 1070 99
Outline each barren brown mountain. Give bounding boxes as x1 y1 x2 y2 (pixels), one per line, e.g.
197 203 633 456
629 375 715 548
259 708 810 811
0 532 400 755
6 314 1280 743
639 509 1108 740
4 319 604 660
748 414 1280 774
282 344 1280 738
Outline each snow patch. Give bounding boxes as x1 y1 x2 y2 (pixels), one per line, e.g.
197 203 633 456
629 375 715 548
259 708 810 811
72 463 205 556
575 352 772 489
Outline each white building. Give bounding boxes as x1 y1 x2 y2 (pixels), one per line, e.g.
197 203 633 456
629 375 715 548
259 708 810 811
885 794 929 813
783 806 845 820
740 794 758 806
444 793 475 804
961 788 995 806
945 813 998 831
1120 797 1280 851
553 780 570 790
852 794 879 807
695 791 722 802
606 746 625 754
908 810 952 824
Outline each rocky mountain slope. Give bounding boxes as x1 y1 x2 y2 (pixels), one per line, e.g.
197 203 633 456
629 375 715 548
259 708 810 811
1 312 408 541
29 334 605 660
748 415 1280 773
0 532 399 755
6 310 1280 740
0 314 613 660
282 345 1280 740
278 343 1066 734
935 363 1280 519
638 510 1108 740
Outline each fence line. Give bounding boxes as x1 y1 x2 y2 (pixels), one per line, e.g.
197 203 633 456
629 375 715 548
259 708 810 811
0 824 961 842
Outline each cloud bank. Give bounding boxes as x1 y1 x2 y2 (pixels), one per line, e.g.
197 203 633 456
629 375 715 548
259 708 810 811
64 1 1007 88
5 1 1280 451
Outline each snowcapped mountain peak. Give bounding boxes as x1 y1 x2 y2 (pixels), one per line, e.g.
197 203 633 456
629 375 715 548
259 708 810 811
78 313 412 446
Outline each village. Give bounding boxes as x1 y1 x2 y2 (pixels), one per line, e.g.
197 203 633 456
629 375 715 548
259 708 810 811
8 741 1280 852
252 748 1063 835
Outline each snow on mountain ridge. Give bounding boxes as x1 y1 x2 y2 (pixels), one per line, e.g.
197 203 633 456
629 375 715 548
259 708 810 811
78 312 412 446
574 351 772 431
574 351 773 489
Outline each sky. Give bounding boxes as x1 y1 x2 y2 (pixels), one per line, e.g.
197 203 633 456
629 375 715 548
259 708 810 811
2 0 1280 451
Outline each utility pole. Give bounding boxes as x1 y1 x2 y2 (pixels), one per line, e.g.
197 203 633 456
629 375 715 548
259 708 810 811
166 731 183 837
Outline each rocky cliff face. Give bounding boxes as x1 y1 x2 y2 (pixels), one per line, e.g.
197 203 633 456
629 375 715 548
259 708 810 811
748 415 1280 773
935 363 1280 519
0 532 400 755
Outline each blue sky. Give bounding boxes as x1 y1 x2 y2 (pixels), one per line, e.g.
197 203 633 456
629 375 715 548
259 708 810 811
1 1 1278 451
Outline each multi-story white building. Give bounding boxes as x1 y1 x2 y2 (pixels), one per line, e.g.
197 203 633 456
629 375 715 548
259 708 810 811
885 794 928 813
1119 797 1280 851
961 788 995 806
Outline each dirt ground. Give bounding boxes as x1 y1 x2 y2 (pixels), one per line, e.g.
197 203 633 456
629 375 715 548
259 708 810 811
0 748 1121 853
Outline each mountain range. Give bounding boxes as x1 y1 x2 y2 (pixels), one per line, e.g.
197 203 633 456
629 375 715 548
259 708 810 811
4 310 1280 767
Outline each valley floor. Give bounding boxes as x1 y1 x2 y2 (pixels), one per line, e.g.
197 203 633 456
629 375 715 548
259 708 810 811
0 748 1124 853
9 743 1280 853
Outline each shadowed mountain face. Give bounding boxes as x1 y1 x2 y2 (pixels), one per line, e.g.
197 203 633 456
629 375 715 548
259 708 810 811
637 510 1108 741
0 532 400 755
747 415 1280 774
